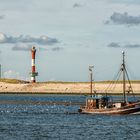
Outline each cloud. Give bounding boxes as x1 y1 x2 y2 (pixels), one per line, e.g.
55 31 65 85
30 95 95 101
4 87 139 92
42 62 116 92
0 33 58 45
12 43 63 52
108 42 120 48
105 12 140 26
0 15 5 19
3 70 28 80
124 44 140 48
73 3 82 8
3 70 20 79
12 44 33 51
108 42 140 48
107 0 140 5
51 47 63 51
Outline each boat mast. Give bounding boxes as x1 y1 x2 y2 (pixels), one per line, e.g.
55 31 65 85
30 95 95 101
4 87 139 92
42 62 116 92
89 66 94 97
122 51 126 103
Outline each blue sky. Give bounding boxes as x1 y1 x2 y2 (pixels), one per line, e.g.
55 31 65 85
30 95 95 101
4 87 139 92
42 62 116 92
0 0 140 82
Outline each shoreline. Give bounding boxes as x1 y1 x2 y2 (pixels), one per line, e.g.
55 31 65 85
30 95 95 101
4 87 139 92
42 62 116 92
0 81 140 95
0 92 140 95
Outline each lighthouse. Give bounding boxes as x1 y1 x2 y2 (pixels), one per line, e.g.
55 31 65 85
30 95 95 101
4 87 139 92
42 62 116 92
30 46 38 83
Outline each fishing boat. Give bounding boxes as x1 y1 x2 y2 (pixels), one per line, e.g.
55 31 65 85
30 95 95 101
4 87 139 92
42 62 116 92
78 51 140 115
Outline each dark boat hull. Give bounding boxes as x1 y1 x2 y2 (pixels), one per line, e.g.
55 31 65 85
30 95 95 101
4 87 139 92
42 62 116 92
79 102 140 115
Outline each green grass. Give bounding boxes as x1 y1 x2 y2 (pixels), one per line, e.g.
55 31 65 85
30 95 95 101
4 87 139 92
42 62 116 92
42 80 140 84
0 78 29 84
1 78 140 84
94 80 140 84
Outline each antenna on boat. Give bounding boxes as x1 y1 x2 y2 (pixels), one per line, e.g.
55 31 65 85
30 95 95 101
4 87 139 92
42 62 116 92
89 65 94 97
122 51 126 103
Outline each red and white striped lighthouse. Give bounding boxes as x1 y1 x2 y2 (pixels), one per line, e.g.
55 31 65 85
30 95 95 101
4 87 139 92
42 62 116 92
30 46 38 83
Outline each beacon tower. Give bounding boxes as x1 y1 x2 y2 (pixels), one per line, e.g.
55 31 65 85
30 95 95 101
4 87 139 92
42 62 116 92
30 46 38 83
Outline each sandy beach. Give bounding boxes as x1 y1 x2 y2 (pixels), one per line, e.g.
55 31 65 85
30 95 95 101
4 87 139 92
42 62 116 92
0 81 140 94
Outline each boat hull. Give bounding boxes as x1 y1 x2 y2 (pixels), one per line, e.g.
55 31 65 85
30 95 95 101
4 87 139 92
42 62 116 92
79 103 140 115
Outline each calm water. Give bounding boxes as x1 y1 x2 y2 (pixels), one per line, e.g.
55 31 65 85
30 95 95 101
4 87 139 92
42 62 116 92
0 94 139 140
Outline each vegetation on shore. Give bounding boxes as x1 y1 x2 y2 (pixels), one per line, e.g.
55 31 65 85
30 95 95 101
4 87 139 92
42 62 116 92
36 80 140 84
0 78 29 84
1 78 140 84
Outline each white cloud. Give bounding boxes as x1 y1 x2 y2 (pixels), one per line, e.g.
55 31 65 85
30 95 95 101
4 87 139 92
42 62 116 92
0 33 59 45
12 44 32 51
4 70 20 79
0 33 6 43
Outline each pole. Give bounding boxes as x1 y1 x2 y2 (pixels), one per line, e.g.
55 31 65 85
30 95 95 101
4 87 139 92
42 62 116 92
89 66 93 97
122 51 126 103
90 69 92 96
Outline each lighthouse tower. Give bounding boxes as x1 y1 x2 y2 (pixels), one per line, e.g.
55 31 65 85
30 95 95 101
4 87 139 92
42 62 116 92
30 46 38 83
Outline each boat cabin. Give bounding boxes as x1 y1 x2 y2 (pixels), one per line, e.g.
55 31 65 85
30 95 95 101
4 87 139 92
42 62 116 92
86 95 110 109
86 95 126 109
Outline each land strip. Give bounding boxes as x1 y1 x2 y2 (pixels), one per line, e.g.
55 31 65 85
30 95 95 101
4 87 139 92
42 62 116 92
0 79 140 95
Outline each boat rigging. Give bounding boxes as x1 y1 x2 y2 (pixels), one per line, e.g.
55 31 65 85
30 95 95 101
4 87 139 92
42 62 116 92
78 51 140 115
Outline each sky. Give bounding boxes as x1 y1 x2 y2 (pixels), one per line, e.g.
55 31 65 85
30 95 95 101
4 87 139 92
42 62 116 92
0 0 140 82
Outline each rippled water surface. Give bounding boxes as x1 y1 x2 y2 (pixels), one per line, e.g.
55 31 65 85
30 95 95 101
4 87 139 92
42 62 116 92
0 94 140 140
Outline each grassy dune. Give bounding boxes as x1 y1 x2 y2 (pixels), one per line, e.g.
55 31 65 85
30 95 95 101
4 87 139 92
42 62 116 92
0 79 140 95
1 78 140 84
0 78 29 84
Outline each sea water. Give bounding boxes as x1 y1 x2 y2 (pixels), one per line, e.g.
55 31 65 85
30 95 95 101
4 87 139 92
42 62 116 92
0 94 139 140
